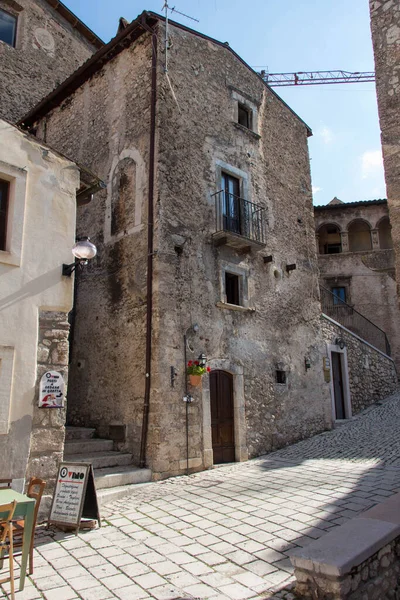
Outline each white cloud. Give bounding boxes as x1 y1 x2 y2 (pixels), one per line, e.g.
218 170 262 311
361 150 384 179
318 126 334 145
312 186 322 194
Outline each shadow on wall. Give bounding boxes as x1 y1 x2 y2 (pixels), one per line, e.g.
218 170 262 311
0 267 67 311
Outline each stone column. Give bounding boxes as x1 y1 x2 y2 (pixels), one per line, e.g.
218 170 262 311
372 228 380 249
340 231 349 252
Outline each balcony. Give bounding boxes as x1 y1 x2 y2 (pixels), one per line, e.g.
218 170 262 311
211 190 266 251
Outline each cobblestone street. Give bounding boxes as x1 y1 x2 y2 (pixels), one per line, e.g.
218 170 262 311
3 393 400 600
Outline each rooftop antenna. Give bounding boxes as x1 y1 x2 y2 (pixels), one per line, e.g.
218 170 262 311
161 2 199 73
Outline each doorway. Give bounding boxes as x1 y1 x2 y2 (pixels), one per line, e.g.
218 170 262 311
331 351 346 419
210 370 235 463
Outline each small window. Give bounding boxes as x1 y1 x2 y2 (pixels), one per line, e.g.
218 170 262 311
238 103 251 129
0 180 9 251
225 272 240 305
276 370 286 384
332 287 346 305
0 9 17 47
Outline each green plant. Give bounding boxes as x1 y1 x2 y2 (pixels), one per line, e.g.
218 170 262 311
186 361 211 376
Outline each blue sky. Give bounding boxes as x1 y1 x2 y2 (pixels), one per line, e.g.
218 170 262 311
64 0 385 206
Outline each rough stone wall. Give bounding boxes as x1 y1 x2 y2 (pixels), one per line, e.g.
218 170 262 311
321 316 398 414
370 1 400 297
295 538 400 599
151 22 332 475
33 33 155 463
31 21 333 479
0 0 97 122
315 202 400 368
26 311 69 518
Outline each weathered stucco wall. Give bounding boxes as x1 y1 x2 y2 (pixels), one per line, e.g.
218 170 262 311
0 120 77 490
30 19 332 479
321 315 397 415
0 0 98 122
370 1 400 295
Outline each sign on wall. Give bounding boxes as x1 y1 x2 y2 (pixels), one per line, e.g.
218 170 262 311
39 371 64 408
49 462 100 534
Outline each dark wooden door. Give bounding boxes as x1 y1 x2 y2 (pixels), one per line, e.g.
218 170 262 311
210 370 235 464
332 352 346 419
222 173 241 234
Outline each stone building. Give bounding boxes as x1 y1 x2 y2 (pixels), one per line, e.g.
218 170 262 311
0 0 103 122
369 1 400 292
0 119 100 511
20 11 336 481
315 197 400 368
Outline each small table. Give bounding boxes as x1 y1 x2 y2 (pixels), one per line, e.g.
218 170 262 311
0 489 35 591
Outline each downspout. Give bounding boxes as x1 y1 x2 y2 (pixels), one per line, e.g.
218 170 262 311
139 22 158 468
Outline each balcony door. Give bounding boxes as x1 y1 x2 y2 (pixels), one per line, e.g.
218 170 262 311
222 173 241 235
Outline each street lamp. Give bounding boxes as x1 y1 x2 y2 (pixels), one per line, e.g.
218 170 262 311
62 237 97 277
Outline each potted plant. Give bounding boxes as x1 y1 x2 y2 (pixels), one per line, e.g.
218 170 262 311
187 360 210 387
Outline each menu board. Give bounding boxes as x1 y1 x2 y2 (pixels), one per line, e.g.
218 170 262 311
49 463 100 534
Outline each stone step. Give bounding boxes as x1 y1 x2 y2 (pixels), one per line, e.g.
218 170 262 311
65 426 96 441
94 466 152 490
63 451 133 469
97 482 152 507
64 438 114 455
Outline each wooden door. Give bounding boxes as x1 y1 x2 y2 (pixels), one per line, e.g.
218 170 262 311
210 370 235 464
332 352 346 419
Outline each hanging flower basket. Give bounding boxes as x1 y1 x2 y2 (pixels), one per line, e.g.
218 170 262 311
187 360 210 387
189 374 202 387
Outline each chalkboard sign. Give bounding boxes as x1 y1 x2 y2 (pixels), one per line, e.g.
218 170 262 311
49 462 101 534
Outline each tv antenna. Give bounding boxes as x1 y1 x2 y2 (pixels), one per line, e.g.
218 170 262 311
161 2 199 73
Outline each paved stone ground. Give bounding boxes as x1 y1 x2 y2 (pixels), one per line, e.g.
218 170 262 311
3 392 400 600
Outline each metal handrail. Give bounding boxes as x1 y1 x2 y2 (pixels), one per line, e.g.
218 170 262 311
212 190 265 244
320 286 391 356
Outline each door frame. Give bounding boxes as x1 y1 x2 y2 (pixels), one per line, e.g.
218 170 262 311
201 359 248 468
327 343 352 421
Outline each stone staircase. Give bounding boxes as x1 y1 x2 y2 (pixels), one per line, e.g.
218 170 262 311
64 426 152 506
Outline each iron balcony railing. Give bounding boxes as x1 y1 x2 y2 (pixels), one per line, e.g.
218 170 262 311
320 286 391 356
212 190 265 245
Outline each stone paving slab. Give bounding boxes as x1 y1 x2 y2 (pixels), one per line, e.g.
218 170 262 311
2 394 400 600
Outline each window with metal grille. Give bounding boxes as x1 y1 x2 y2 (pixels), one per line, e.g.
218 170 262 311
0 9 17 47
0 180 9 251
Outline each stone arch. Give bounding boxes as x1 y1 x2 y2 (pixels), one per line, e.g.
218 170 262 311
201 358 248 467
317 222 342 254
347 218 372 252
377 216 393 249
105 148 145 243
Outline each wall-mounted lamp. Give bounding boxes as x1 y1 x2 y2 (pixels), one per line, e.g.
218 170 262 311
335 337 346 350
305 356 311 370
198 353 207 368
62 237 97 277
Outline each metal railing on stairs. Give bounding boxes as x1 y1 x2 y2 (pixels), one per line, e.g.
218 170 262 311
320 286 391 356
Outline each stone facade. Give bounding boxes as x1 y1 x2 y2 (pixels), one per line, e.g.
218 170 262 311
315 198 400 368
26 311 70 516
0 0 101 122
0 120 79 493
23 13 333 479
369 1 400 296
321 315 397 417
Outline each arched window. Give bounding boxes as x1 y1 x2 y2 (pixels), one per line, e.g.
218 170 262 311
378 217 393 249
348 219 372 252
318 224 341 254
111 157 136 236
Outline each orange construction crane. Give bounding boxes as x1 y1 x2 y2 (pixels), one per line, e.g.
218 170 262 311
258 70 375 87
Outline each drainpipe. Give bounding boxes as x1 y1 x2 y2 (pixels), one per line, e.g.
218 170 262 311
139 22 158 468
